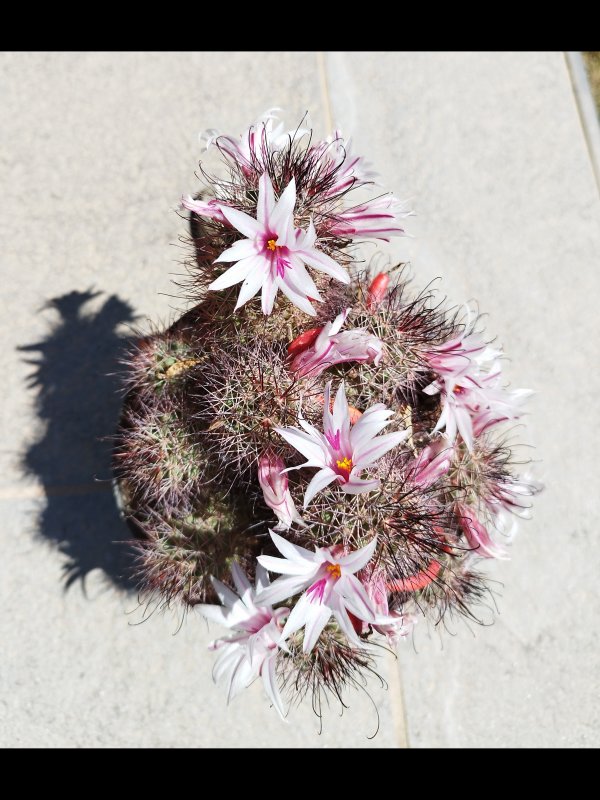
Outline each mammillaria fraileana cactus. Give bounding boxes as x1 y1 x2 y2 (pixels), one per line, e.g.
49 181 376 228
114 110 541 724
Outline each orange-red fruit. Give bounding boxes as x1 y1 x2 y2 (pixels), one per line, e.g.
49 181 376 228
367 273 389 311
387 560 442 593
287 327 323 358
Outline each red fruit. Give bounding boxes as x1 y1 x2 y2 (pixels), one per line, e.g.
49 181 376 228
347 610 365 635
366 273 389 311
315 393 363 424
387 560 441 593
287 327 323 358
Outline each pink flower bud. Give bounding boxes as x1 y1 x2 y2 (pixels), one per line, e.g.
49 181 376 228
409 440 453 488
258 452 304 531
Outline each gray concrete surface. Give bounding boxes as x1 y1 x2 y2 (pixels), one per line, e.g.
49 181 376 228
325 51 600 747
1 51 598 747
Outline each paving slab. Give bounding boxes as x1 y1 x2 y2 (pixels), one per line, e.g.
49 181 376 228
3 50 598 748
324 50 600 747
0 51 406 747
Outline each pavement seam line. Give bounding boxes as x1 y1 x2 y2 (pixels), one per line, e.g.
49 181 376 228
316 52 334 133
565 51 600 196
385 650 410 748
314 51 411 747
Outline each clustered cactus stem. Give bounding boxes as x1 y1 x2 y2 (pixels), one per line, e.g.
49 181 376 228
114 110 541 725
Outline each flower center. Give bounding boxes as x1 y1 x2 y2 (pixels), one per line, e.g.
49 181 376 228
267 238 278 251
453 384 466 395
326 563 341 580
336 456 353 474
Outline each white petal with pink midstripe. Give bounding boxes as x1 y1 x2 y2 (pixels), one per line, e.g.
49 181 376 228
275 380 407 508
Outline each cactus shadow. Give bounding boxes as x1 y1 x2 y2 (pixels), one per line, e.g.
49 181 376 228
19 289 139 594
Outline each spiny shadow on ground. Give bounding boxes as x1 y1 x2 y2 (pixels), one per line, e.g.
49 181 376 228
19 289 140 593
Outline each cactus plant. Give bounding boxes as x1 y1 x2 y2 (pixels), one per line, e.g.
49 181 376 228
114 110 541 724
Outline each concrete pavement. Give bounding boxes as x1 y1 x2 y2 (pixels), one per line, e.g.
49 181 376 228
1 52 598 747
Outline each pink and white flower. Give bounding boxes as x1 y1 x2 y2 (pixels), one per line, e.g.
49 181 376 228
198 562 288 719
289 308 384 379
325 196 410 242
424 331 531 450
425 331 493 376
408 438 454 488
483 472 543 520
258 451 305 531
275 380 408 508
455 502 508 560
361 571 415 648
256 531 378 652
201 109 309 173
311 130 377 196
208 172 350 316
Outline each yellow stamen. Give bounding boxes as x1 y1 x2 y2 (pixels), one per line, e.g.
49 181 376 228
326 563 341 579
336 456 353 472
453 385 465 395
267 239 278 251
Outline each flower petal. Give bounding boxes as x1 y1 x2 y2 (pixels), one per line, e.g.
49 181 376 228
285 257 321 300
299 247 350 284
210 576 241 609
302 601 333 653
353 429 409 467
215 238 258 263
221 205 263 238
303 467 339 508
261 654 287 721
269 177 296 234
341 476 380 495
269 530 318 564
234 261 268 309
329 308 350 336
337 536 378 571
331 603 364 648
332 381 351 445
261 275 278 315
231 561 252 597
274 425 328 467
254 562 271 595
257 554 314 576
208 257 256 291
349 406 393 452
197 604 230 626
257 172 275 224
277 277 318 316
255 574 311 606
337 574 376 621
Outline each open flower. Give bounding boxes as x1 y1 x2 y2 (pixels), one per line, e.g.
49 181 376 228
198 563 288 719
256 531 378 652
208 172 350 316
424 332 531 450
275 380 408 507
258 451 305 531
289 308 384 379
